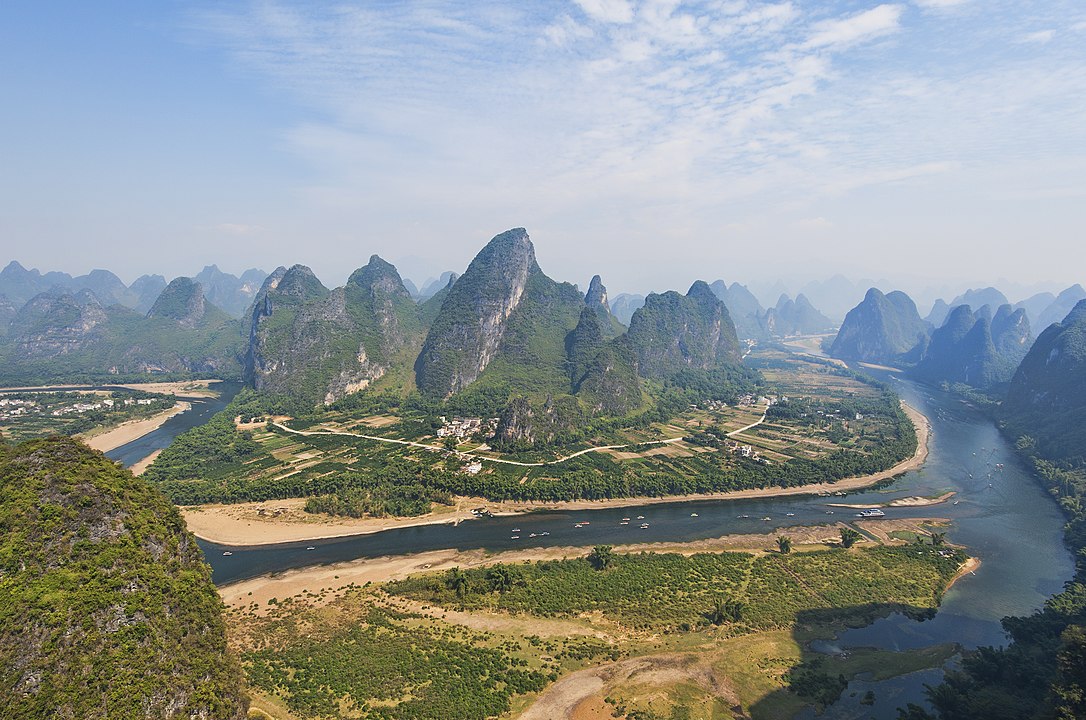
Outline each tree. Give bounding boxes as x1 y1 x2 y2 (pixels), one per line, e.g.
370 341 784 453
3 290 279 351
588 545 616 570
707 597 745 625
777 536 793 554
930 532 947 546
486 566 521 593
445 567 469 597
839 527 863 548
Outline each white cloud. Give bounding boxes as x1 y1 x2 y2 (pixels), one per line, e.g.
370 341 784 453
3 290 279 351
1020 29 1055 44
574 0 634 24
803 5 904 50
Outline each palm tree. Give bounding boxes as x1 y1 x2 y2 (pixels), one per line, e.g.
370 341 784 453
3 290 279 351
486 566 520 593
930 532 946 546
445 567 469 597
777 536 793 554
839 527 863 548
588 545 616 570
708 597 745 625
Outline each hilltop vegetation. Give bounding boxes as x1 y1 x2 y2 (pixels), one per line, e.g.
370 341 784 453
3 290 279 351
0 436 246 719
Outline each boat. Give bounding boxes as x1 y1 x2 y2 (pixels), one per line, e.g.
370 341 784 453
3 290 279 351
529 533 537 538
739 514 749 519
636 515 645 520
620 521 629 525
856 508 886 518
785 512 796 517
640 523 650 528
512 528 521 533
511 535 520 540
690 513 699 517
540 531 550 536
825 511 834 515
763 517 771 521
621 517 630 521
582 521 590 525
953 500 960 505
574 523 583 528
306 546 315 551
222 551 233 556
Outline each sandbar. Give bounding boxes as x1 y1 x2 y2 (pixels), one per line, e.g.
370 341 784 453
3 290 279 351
80 401 191 452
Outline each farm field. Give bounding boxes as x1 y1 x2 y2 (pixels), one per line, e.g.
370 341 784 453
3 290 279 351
149 350 916 511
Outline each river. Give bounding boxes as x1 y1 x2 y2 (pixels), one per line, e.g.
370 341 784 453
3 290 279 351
186 374 1071 718
105 382 242 467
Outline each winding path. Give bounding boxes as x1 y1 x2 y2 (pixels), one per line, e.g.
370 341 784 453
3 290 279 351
269 400 771 469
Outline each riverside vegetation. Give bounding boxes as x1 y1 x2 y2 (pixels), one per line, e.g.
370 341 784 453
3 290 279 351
230 540 968 719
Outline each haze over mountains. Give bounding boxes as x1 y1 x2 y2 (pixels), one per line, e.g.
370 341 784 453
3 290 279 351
1 231 1082 402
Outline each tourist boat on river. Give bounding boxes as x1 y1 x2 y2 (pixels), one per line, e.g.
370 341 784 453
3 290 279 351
856 509 886 518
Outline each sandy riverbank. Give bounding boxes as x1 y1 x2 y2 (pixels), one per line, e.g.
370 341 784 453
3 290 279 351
0 379 219 399
217 517 955 613
189 402 930 547
79 401 191 452
828 491 956 510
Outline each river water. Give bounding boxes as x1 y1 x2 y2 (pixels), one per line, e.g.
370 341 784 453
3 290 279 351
104 382 241 467
185 374 1070 718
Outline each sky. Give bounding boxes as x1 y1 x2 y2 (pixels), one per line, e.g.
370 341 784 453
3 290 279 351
1 0 1084 301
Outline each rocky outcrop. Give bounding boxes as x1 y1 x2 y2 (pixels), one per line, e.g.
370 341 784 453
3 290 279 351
829 288 929 364
415 228 543 398
246 258 424 405
626 280 742 379
493 395 583 449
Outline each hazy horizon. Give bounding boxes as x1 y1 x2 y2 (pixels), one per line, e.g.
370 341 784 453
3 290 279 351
3 1 1084 301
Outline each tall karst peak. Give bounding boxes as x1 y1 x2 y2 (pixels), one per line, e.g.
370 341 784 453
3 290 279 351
415 227 549 398
586 275 609 310
147 277 208 328
348 254 410 297
829 288 929 364
626 281 742 379
245 255 424 405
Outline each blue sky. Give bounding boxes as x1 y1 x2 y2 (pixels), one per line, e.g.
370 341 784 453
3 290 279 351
1 0 1084 299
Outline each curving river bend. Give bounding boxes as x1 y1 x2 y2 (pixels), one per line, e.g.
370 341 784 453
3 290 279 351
117 375 1073 718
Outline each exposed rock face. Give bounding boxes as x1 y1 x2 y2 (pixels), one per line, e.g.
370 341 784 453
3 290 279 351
246 258 423 405
761 293 835 337
1003 300 1086 462
829 288 930 364
493 395 583 448
147 277 208 328
415 228 540 398
10 290 109 357
626 280 742 379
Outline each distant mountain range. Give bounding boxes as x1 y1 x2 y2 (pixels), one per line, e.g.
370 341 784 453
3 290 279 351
0 260 266 318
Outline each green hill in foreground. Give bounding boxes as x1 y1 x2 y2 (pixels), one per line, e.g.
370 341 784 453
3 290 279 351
0 436 246 720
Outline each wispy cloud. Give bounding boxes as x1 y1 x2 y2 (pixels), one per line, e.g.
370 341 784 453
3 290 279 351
186 0 1086 288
